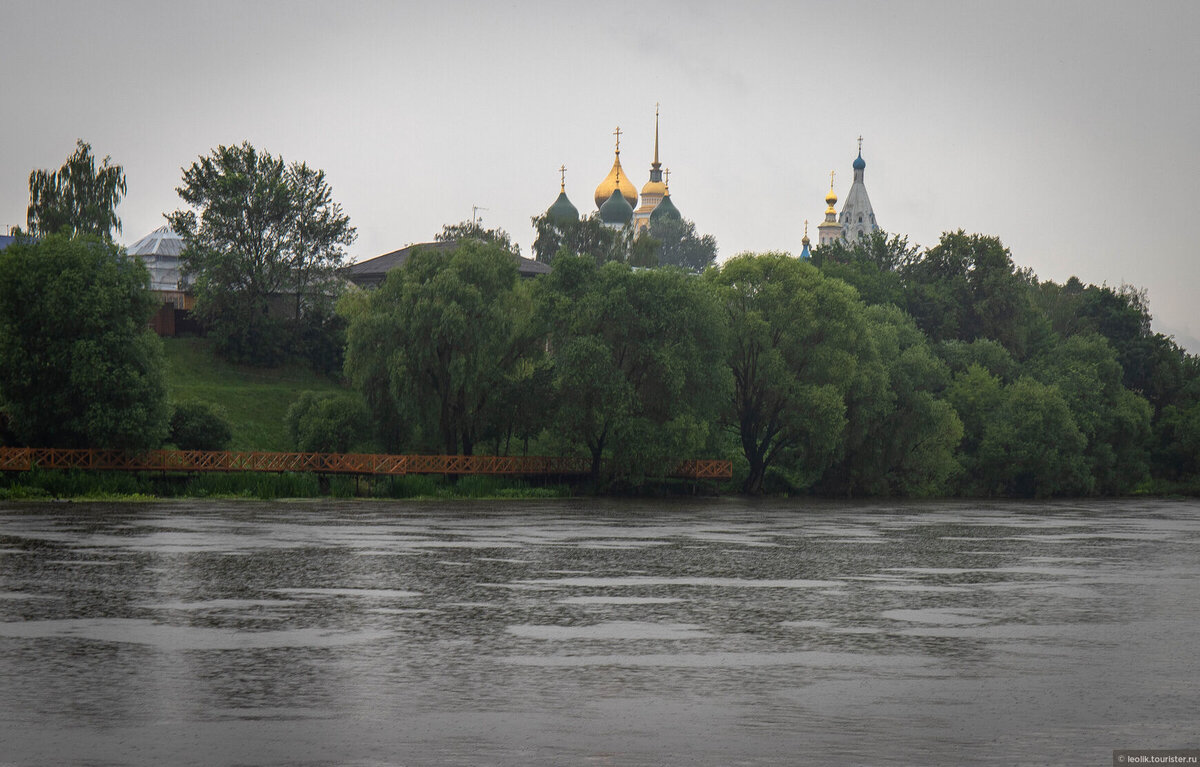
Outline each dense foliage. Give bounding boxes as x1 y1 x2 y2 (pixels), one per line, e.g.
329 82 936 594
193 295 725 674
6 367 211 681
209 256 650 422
0 235 168 449
167 142 356 366
531 212 717 272
536 255 727 482
334 220 1200 495
342 240 541 455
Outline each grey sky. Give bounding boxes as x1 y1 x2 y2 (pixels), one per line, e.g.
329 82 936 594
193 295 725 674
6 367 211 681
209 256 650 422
3 0 1197 350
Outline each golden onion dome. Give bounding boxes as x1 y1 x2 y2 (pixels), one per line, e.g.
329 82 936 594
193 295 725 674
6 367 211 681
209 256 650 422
595 154 638 210
640 177 667 198
825 188 838 206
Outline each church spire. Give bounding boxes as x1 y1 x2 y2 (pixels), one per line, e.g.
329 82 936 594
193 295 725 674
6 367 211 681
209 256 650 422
817 170 843 246
839 135 879 241
635 104 668 231
800 220 812 260
652 103 661 169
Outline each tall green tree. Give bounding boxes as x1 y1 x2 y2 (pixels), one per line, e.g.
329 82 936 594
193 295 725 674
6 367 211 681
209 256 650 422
973 377 1092 497
901 231 1044 359
166 142 356 365
535 255 728 483
646 216 718 272
24 140 126 240
816 304 962 496
531 213 625 265
343 240 540 455
0 234 167 449
1029 333 1152 493
810 230 915 307
710 253 882 494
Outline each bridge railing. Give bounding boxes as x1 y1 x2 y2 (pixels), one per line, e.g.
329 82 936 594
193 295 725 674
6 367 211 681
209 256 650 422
0 447 732 480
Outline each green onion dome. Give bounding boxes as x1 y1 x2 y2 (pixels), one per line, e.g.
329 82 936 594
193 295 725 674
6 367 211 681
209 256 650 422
547 191 579 226
598 185 634 226
649 193 681 222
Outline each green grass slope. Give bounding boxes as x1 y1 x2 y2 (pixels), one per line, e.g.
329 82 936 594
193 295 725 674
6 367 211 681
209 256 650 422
163 338 349 451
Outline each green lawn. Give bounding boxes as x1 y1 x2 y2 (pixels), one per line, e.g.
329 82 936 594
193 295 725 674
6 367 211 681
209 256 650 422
162 337 350 451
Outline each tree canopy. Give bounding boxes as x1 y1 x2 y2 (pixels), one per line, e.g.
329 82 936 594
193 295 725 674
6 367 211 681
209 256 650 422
0 234 167 449
342 239 540 455
710 253 883 494
646 216 718 272
24 140 126 240
167 142 356 365
534 254 728 483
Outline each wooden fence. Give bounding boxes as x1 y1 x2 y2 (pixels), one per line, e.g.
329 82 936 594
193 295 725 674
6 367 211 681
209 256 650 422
0 447 732 480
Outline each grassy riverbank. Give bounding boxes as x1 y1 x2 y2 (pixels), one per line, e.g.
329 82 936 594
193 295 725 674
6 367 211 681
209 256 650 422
163 337 348 450
0 469 576 501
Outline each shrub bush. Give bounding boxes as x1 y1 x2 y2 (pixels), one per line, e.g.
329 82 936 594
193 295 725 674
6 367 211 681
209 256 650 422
169 400 233 451
285 391 370 453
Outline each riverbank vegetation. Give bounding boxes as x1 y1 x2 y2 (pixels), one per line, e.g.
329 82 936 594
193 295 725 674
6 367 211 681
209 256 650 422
0 469 574 502
2 141 1198 499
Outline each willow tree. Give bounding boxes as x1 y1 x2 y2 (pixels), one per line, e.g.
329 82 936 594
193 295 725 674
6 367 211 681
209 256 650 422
710 253 884 494
342 239 542 455
534 255 728 483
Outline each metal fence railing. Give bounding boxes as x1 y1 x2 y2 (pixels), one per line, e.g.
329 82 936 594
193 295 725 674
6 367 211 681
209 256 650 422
0 447 732 480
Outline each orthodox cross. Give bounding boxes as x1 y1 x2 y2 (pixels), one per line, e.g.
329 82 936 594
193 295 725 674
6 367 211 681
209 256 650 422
558 164 566 192
664 167 671 190
829 169 836 189
613 125 622 153
858 134 863 153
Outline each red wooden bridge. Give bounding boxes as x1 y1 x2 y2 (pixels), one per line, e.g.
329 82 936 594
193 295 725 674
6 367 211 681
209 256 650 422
0 447 732 480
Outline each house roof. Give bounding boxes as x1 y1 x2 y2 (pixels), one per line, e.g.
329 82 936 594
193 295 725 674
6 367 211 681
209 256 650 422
126 225 184 256
344 240 551 288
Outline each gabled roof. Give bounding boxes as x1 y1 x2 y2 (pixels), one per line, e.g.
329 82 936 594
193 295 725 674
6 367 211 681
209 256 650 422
343 240 550 288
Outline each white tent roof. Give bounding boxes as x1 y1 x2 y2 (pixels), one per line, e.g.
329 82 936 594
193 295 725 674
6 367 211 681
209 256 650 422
126 225 184 257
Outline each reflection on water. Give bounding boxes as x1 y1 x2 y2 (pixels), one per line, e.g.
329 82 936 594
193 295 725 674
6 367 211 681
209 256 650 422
1 498 1198 766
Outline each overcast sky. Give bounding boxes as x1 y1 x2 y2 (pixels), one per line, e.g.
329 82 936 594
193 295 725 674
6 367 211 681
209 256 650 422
3 0 1198 350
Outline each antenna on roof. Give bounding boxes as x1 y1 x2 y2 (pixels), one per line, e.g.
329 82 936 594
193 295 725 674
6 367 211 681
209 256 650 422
472 205 488 225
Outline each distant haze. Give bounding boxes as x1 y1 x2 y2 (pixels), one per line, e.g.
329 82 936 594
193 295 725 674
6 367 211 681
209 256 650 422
3 0 1197 351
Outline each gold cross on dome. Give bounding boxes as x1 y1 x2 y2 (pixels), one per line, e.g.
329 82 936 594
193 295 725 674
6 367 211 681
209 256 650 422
613 125 622 152
558 164 566 191
829 170 836 189
858 135 863 153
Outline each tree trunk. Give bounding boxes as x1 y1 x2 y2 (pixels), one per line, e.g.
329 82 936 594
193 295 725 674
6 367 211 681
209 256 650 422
743 448 767 495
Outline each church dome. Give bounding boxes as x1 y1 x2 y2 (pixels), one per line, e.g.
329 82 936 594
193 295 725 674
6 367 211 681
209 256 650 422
825 187 838 206
546 191 578 226
649 193 681 222
595 155 638 210
599 185 634 226
853 152 866 171
641 177 667 198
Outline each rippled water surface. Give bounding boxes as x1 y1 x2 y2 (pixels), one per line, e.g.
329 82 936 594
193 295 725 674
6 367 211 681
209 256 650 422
1 498 1197 765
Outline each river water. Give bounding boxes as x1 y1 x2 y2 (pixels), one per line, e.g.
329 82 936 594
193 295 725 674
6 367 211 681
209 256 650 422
0 498 1197 766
